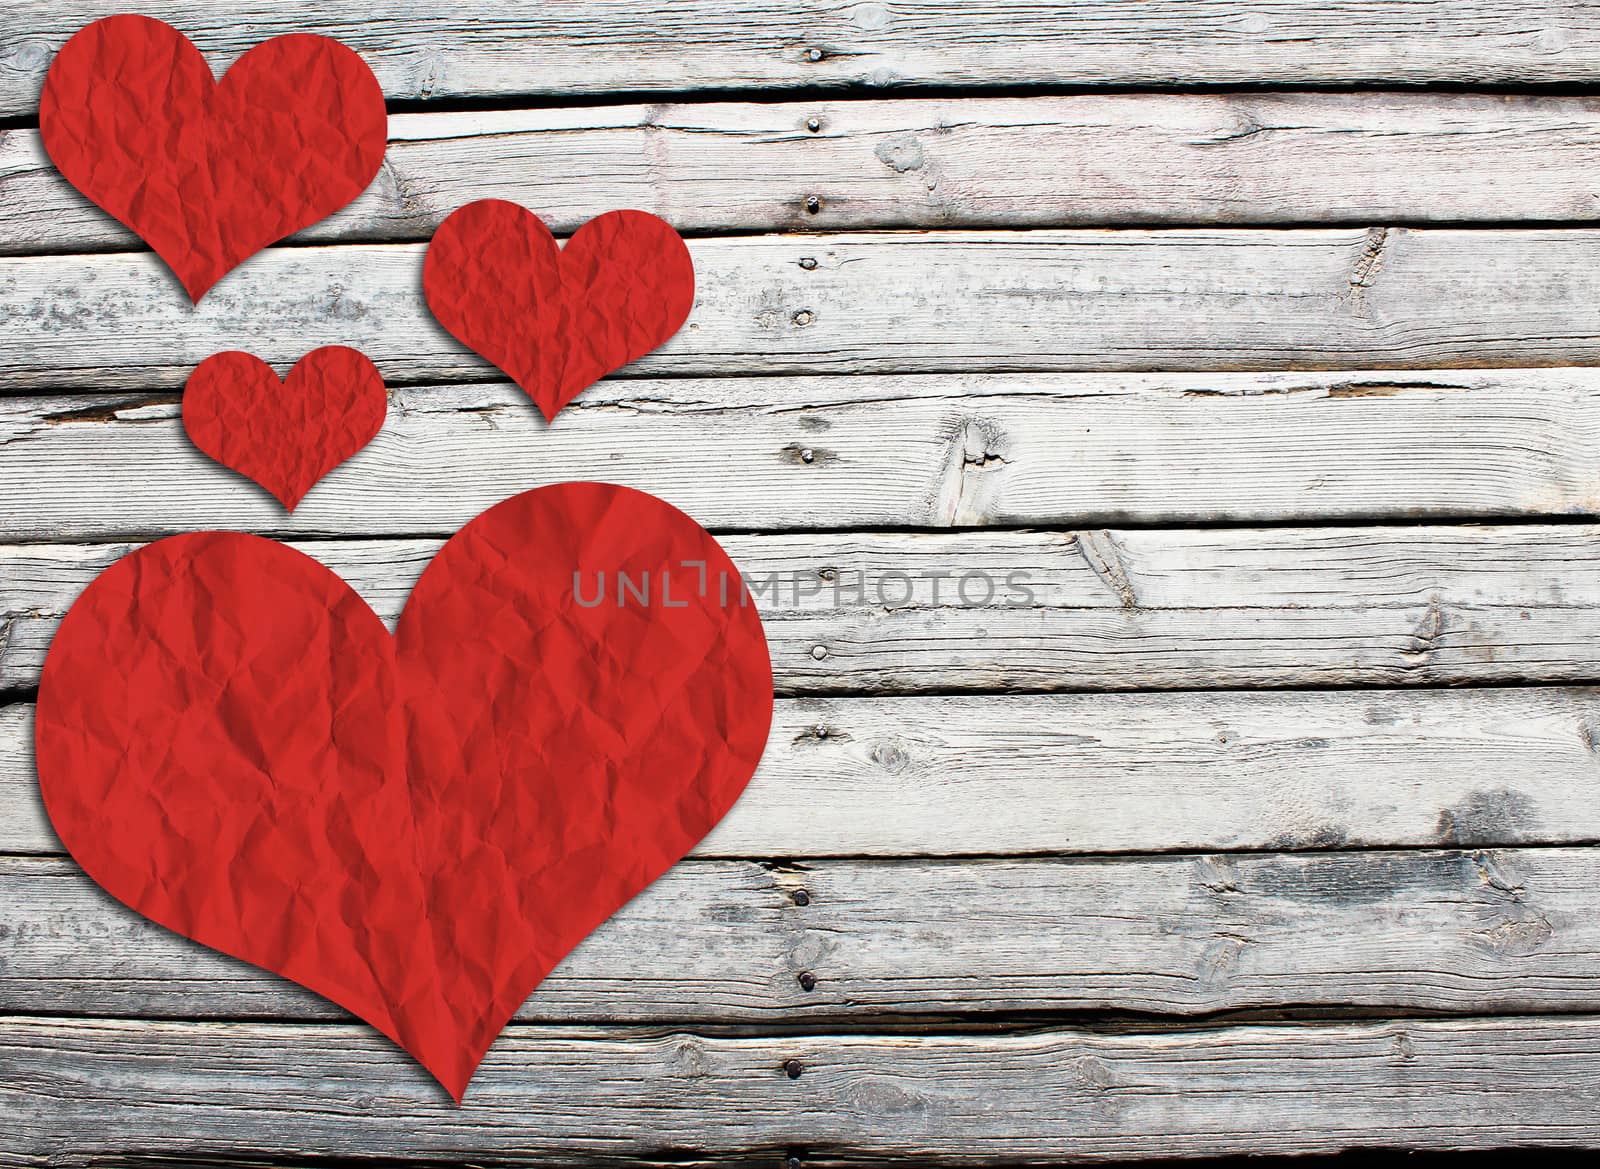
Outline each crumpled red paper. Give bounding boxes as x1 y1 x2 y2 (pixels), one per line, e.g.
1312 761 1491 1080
424 200 696 420
34 483 774 1100
40 14 387 301
183 347 388 510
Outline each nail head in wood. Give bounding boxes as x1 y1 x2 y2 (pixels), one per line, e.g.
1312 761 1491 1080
784 1058 804 1079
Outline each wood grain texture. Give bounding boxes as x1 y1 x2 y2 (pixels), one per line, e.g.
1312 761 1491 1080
8 525 1600 695
8 370 1600 540
9 5 1600 1159
9 687 1600 859
1 846 1595 1024
10 228 1600 391
9 1014 1600 1162
7 1 1600 117
9 93 1600 253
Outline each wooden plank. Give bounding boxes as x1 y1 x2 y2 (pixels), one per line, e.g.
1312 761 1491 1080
9 525 1600 695
7 1014 1600 1161
3 847 1598 1023
8 228 1600 391
8 370 1600 539
0 707 47 855
7 1 1600 117
9 688 1600 859
10 93 1600 253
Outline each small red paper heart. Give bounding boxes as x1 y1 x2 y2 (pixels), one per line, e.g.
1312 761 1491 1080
35 483 773 1100
40 15 387 301
423 200 695 421
183 347 387 511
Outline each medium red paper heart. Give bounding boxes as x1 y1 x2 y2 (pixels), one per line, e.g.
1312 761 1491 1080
423 200 695 421
35 483 773 1100
40 15 387 301
183 347 387 511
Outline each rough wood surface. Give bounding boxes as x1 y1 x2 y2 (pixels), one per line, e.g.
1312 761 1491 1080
7 370 1600 539
8 525 1600 695
11 228 1600 391
9 5 1600 1160
1 846 1594 1023
7 1014 1600 1163
9 93 1600 252
9 687 1600 859
7 1 1600 117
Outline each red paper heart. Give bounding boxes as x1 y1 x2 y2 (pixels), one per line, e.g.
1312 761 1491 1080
183 347 387 511
34 483 773 1100
40 15 387 301
423 200 695 421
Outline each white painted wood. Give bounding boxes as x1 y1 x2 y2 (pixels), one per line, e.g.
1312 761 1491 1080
6 3 1600 1163
0 707 49 855
8 228 1600 390
6 1 1600 117
2 847 1596 1023
8 525 1600 694
8 370 1600 540
9 93 1600 253
7 1014 1600 1160
8 689 1600 859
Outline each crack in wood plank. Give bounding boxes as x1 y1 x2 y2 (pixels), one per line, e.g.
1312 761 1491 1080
1075 531 1139 610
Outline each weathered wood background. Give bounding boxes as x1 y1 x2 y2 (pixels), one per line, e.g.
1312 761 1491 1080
6 0 1600 1163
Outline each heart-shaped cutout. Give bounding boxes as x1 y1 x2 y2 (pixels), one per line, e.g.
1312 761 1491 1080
41 15 387 301
423 200 695 421
35 483 773 1100
183 347 387 511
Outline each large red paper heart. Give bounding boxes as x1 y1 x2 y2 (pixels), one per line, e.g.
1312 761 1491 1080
183 347 388 511
424 200 695 421
35 483 773 1100
40 15 387 301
